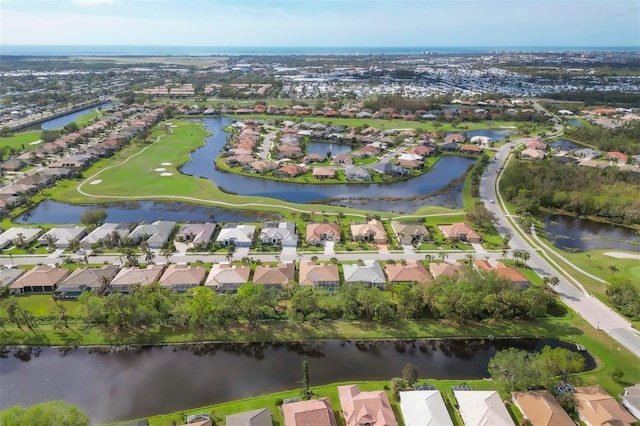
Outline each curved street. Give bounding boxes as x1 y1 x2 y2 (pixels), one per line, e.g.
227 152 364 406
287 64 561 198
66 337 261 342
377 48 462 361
481 138 640 358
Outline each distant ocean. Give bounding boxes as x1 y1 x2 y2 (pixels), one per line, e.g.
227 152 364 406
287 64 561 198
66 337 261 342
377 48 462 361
1 45 638 56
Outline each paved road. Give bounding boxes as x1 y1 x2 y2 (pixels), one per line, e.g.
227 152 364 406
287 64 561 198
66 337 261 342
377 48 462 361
480 139 640 359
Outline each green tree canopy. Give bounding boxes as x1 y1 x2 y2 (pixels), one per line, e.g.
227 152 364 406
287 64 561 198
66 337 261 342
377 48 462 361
1 400 90 426
79 208 107 226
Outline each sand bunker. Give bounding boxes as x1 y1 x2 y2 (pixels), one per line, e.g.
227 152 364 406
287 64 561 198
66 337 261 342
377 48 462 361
170 125 178 128
89 179 102 185
160 172 173 177
604 251 640 260
161 162 172 166
154 168 166 172
30 140 42 145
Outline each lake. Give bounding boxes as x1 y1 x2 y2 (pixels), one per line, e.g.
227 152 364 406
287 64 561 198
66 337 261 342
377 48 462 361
0 338 592 423
41 102 114 130
307 140 353 157
180 117 475 210
544 214 640 252
551 139 580 151
16 200 279 224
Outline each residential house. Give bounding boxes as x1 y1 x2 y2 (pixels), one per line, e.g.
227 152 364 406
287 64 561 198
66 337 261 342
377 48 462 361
109 265 165 294
159 264 206 293
260 222 298 247
0 227 43 249
525 140 548 150
391 221 430 245
459 144 483 154
226 408 273 426
574 148 602 159
385 261 432 284
473 260 531 289
175 223 216 250
373 162 409 177
350 219 388 244
399 390 454 426
313 167 337 179
249 160 278 174
306 223 341 245
397 159 423 169
438 223 481 243
332 154 353 165
302 154 326 164
453 391 514 426
444 133 465 143
253 262 295 289
80 223 131 249
429 262 464 280
9 265 70 294
299 261 340 289
342 261 386 288
205 263 251 293
607 151 629 164
274 164 307 178
216 224 256 247
621 385 640 420
282 398 337 426
129 220 176 249
554 155 578 165
520 149 546 160
55 265 120 298
338 384 398 426
470 136 492 147
511 391 573 426
345 165 371 181
0 267 26 290
440 141 459 152
573 385 637 426
37 226 87 249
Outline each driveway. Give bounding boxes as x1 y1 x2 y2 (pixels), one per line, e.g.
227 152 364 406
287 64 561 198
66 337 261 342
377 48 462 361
323 241 335 255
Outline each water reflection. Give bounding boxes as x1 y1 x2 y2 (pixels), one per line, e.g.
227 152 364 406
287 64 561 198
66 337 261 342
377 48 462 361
544 215 640 252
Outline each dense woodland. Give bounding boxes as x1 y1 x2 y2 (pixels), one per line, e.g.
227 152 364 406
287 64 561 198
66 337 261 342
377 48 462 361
501 160 640 226
565 121 640 154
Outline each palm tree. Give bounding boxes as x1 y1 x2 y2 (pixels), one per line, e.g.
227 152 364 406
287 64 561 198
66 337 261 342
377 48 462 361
520 250 530 266
225 246 235 262
438 252 448 261
161 245 176 263
424 254 433 263
110 230 121 248
464 253 475 265
68 238 80 254
608 264 619 275
144 247 155 264
14 233 26 249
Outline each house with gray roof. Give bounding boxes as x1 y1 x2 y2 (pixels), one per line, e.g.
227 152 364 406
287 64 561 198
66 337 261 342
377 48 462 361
38 226 87 249
80 223 131 249
391 221 430 245
343 261 386 288
129 220 176 249
226 408 273 426
260 222 298 247
372 162 409 177
109 265 165 294
0 227 43 249
175 223 216 250
216 224 256 247
573 148 602 159
345 165 371 181
0 267 26 290
55 265 120 298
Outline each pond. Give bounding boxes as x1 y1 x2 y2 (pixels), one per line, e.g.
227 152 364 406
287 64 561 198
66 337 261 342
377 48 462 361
551 139 580 151
41 102 115 130
568 119 583 127
16 200 280 225
544 214 640 252
307 140 353 157
180 118 476 211
0 338 593 423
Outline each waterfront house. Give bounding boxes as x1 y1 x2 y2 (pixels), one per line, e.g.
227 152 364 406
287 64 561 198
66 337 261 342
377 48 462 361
253 262 295 289
55 265 120 298
400 390 454 426
0 227 43 249
158 264 206 293
525 140 548 150
429 262 464 280
80 223 131 249
373 162 409 177
439 141 459 152
473 260 530 289
299 261 339 289
226 408 273 426
444 133 466 143
385 261 432 284
175 223 216 250
128 220 176 249
397 159 423 169
345 165 371 181
338 384 398 426
302 154 326 164
306 223 341 245
459 144 483 154
274 164 308 178
520 149 546 160
511 391 573 426
350 219 387 244
282 398 337 426
438 223 481 243
342 261 386 288
313 167 337 179
453 391 514 426
260 222 298 247
574 148 602 159
216 224 256 247
9 265 70 294
205 263 251 293
332 154 353 165
391 221 430 245
108 265 165 294
37 226 87 249
574 385 637 426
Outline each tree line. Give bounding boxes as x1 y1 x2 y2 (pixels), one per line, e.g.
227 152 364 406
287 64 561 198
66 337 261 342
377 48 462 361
565 120 640 155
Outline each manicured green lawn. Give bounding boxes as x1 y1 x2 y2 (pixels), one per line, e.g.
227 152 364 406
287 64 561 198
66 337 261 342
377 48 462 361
1 294 84 317
0 130 41 152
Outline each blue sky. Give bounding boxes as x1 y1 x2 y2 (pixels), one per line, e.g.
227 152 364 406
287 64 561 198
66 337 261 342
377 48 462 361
1 0 639 47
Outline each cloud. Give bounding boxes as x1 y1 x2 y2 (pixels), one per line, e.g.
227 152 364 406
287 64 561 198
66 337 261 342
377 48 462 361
74 0 113 5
